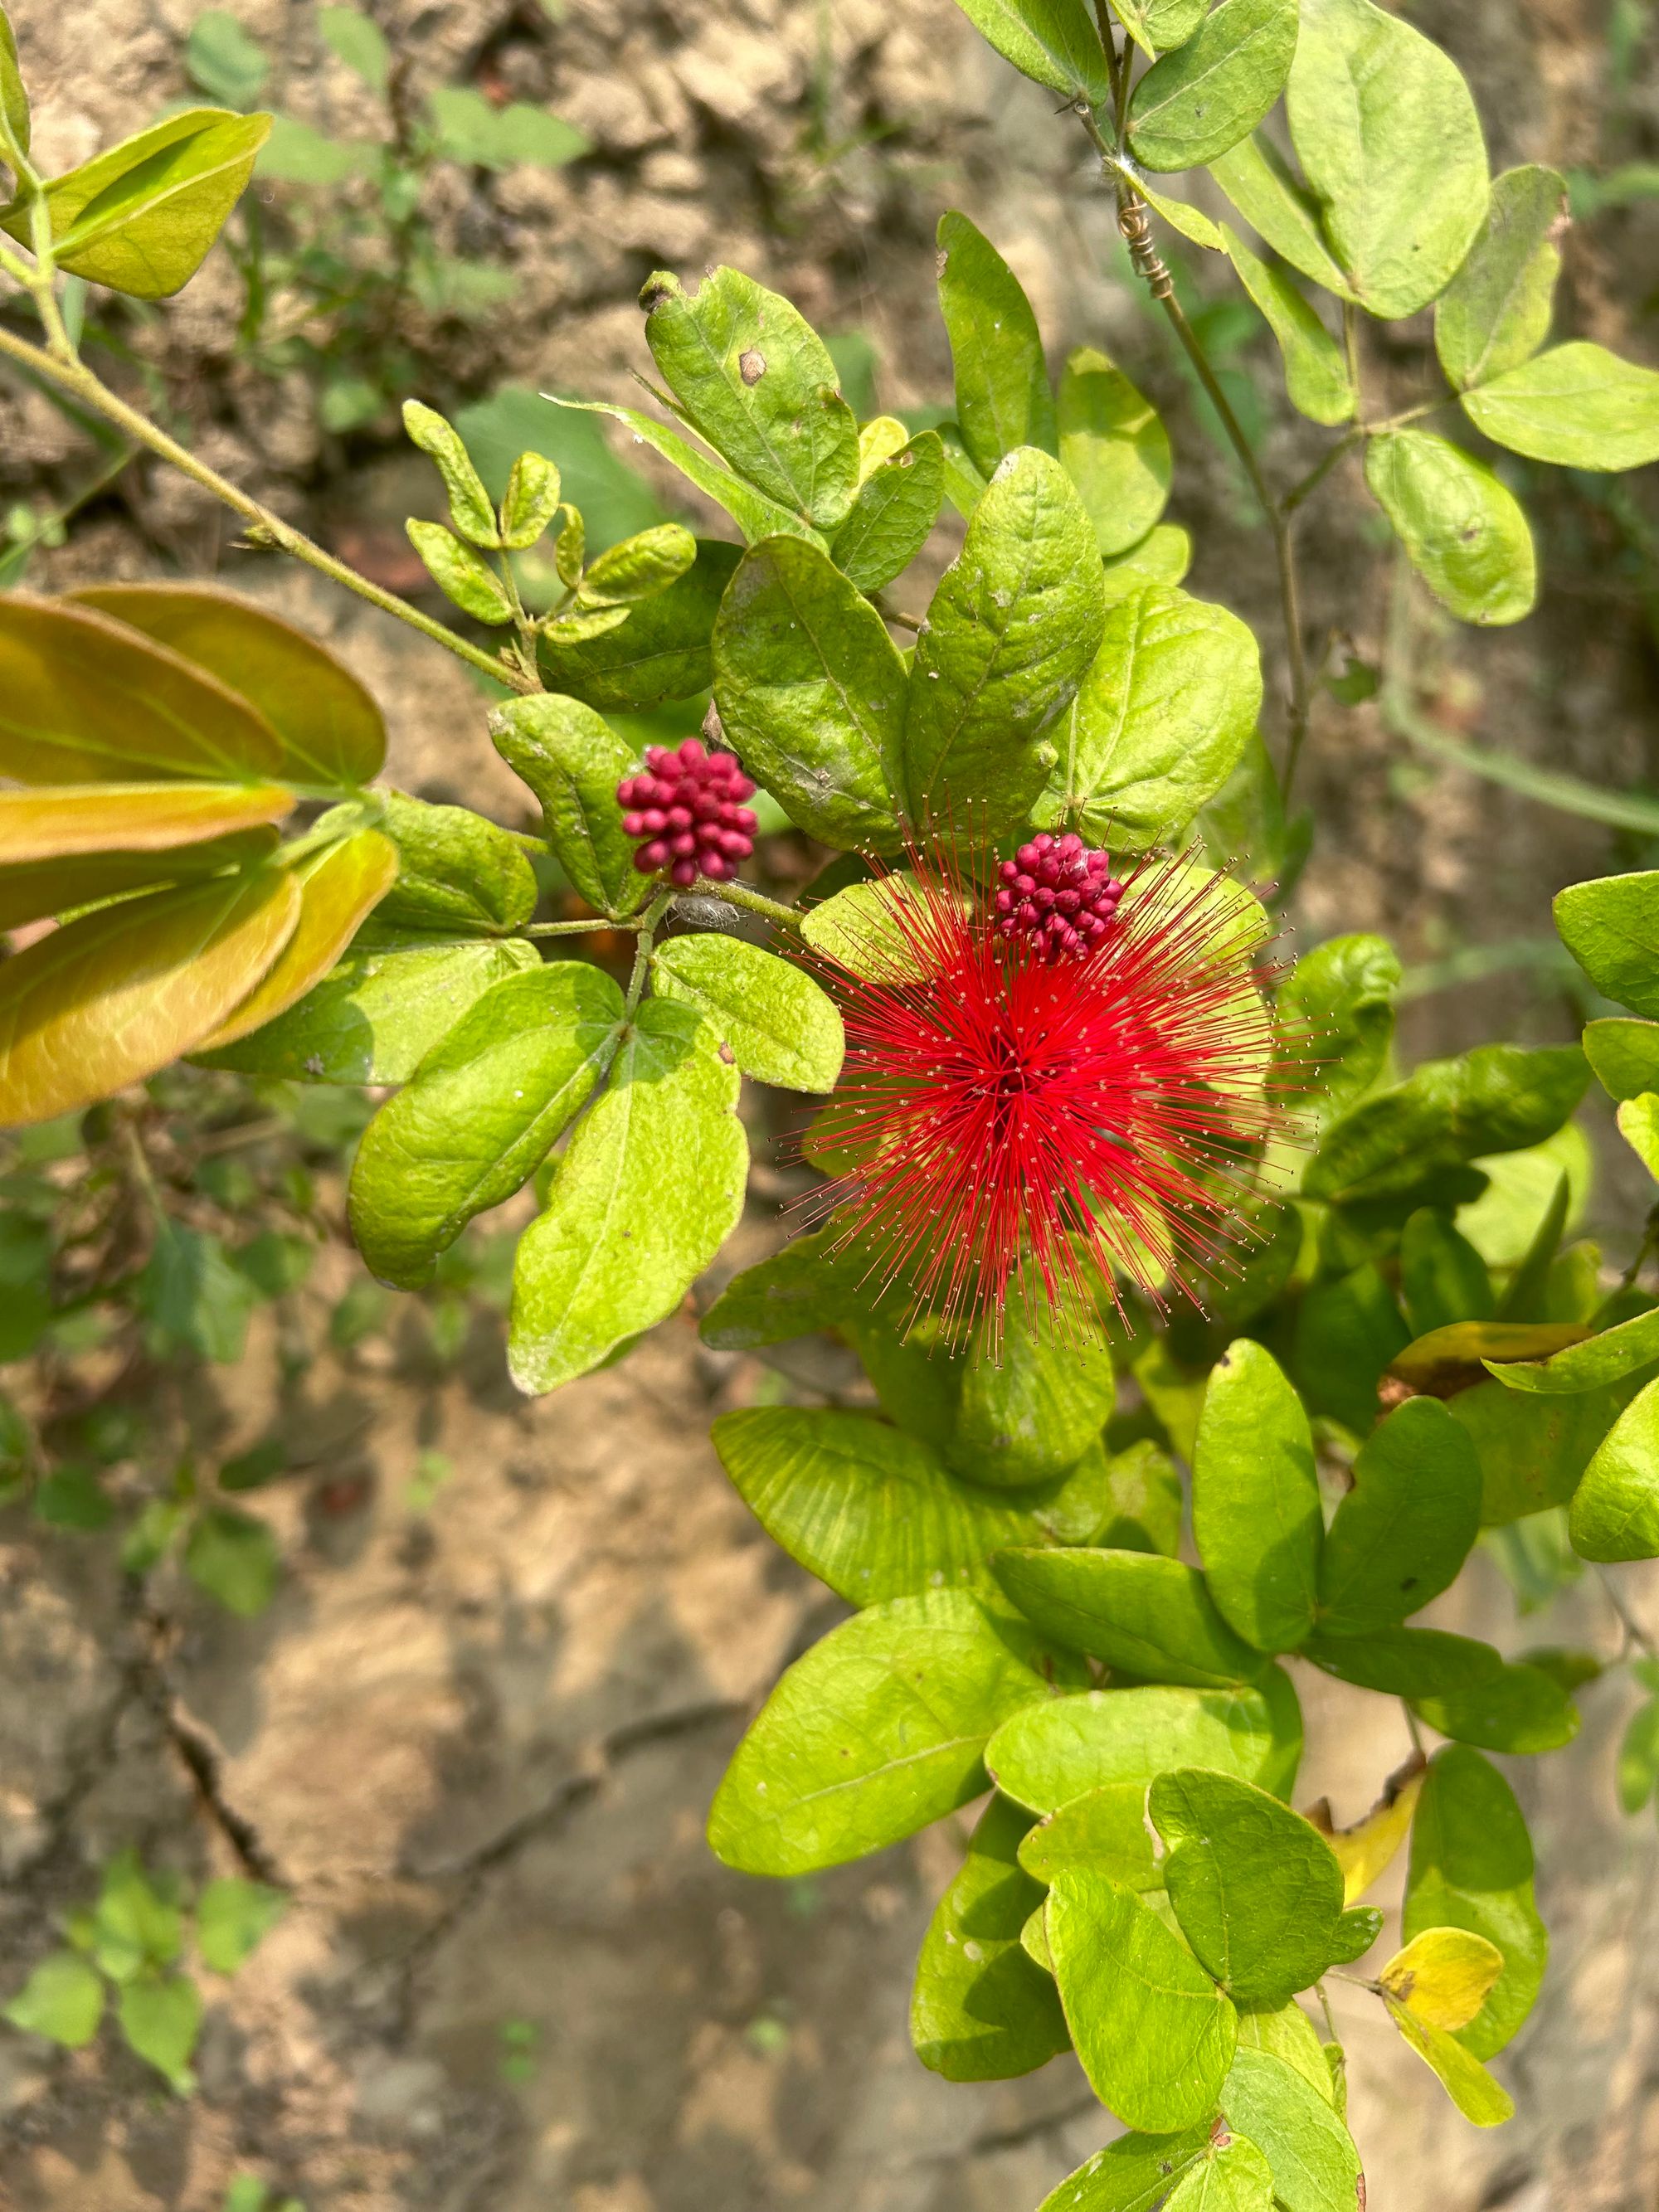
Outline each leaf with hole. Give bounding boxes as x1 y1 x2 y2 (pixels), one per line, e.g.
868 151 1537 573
1364 432 1535 629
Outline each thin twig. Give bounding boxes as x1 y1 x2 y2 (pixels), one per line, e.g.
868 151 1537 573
0 319 537 693
693 875 805 930
1598 1566 1657 1660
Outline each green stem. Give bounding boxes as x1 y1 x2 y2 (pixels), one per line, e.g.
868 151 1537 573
0 319 537 694
502 829 551 855
693 875 805 931
521 916 628 938
624 891 674 1014
1282 428 1362 518
1597 1564 1657 1660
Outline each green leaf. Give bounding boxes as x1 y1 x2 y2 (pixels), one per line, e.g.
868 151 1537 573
1554 868 1659 1016
372 792 536 935
508 1000 747 1392
947 0 1112 103
1457 1124 1592 1271
425 85 587 169
404 520 514 624
1316 1398 1481 1632
830 430 945 593
651 935 842 1092
987 1675 1302 1813
255 114 377 185
1434 165 1567 391
707 1588 1057 1874
936 212 1058 480
1102 523 1193 600
402 399 499 546
1037 586 1261 853
5 1952 104 2048
713 1406 1099 1604
1034 2128 1214 2212
1286 0 1490 319
1233 1999 1338 2105
186 1505 280 1616
136 1222 256 1364
1047 1870 1238 2131
1208 135 1358 301
185 12 270 109
1128 0 1297 172
1096 1439 1185 1556
1364 431 1535 628
89 1850 181 1980
1306 1044 1588 1207
799 872 947 984
1584 1017 1659 1102
1109 0 1209 59
2 107 270 299
1454 1372 1646 1525
489 693 645 917
1384 1998 1515 2127
1016 1782 1163 1890
1412 1660 1579 1754
1151 1768 1346 2006
1218 2047 1363 2212
196 1879 286 1976
698 1222 888 1347
1303 1626 1502 1699
949 1291 1117 1487
911 1794 1071 2080
499 449 562 549
1486 1305 1659 1395
535 535 739 708
993 1548 1264 1688
1277 933 1399 1125
1223 227 1355 426
1568 1374 1659 1560
1618 1698 1659 1814
904 447 1104 834
69 582 387 789
193 927 538 1084
1621 1094 1659 1179
1461 339 1659 470
711 536 908 850
1401 1208 1494 1335
0 2 30 162
1289 1263 1410 1436
319 4 389 87
1404 1744 1546 2057
348 965 624 1290
1056 347 1171 559
118 1974 201 2093
640 267 859 532
578 523 697 609
1193 1339 1321 1655
551 396 820 549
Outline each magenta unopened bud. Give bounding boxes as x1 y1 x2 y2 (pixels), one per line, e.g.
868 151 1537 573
993 831 1121 964
617 738 758 884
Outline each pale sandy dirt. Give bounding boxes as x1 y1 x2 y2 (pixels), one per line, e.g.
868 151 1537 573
3 0 1659 2205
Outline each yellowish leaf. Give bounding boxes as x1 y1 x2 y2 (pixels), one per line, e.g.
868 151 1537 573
196 829 399 1050
0 829 280 933
0 868 299 1125
0 781 294 863
1379 1926 1504 2031
0 596 282 784
1384 1997 1515 2127
70 586 387 789
1304 1753 1424 1906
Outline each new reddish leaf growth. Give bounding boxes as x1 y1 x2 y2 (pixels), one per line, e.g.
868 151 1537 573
619 738 757 887
812 845 1282 1340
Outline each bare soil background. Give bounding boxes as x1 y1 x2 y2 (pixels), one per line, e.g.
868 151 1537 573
2 2 1659 2207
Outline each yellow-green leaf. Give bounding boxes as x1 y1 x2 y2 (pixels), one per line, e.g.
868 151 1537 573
0 828 280 933
0 780 294 863
1304 1756 1423 1905
0 596 283 783
1379 1926 1503 2030
1384 1999 1515 2127
1364 432 1535 629
69 585 387 787
193 829 398 1051
0 867 299 1125
3 107 270 299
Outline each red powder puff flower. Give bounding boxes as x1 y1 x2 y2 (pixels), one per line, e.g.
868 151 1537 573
619 738 757 887
809 842 1282 1341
